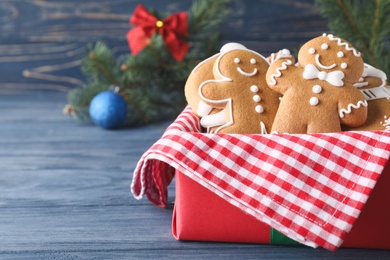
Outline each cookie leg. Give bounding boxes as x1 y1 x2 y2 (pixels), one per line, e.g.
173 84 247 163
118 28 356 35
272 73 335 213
307 121 341 134
270 114 307 134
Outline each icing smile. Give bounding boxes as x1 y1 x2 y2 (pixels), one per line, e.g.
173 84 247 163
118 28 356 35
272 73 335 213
315 54 336 69
237 67 258 77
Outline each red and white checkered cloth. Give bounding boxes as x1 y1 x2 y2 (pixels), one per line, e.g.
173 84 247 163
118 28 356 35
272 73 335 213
131 106 390 251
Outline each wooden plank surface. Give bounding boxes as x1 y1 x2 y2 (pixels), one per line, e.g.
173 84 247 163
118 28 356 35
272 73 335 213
1 0 390 259
2 90 390 259
0 0 327 92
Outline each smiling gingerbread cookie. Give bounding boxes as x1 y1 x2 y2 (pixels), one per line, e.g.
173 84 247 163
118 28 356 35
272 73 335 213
184 46 292 129
266 33 368 134
197 43 282 134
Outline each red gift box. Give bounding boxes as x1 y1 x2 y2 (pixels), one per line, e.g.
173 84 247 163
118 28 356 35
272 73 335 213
132 107 390 251
173 165 390 249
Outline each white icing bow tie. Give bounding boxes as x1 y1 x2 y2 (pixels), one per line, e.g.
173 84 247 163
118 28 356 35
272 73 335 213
303 64 345 87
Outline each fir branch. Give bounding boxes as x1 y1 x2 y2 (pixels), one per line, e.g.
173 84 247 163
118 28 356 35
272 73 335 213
82 41 121 86
68 1 231 127
188 0 231 36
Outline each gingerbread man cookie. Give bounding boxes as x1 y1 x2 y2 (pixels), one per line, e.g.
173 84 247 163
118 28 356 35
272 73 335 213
197 43 282 134
266 33 368 134
343 63 389 131
184 46 293 121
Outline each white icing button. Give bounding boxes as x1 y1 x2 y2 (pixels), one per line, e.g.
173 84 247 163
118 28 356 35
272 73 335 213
234 58 240 63
337 51 344 58
312 85 322 94
310 97 319 106
253 95 261 102
318 71 327 80
250 85 259 93
308 48 315 54
321 43 328 50
255 105 264 113
250 58 256 64
341 62 348 69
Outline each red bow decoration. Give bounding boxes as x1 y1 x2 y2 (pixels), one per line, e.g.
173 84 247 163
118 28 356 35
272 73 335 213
127 4 189 62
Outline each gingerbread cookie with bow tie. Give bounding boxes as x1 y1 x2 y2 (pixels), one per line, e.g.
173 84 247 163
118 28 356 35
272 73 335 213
195 43 283 134
343 63 389 131
266 34 368 134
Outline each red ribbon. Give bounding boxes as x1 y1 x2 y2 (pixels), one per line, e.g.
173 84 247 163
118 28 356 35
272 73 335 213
127 4 189 61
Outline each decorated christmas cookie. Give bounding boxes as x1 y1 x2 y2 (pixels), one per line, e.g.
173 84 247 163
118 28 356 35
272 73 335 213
184 46 293 123
197 43 282 134
266 33 368 134
343 63 389 131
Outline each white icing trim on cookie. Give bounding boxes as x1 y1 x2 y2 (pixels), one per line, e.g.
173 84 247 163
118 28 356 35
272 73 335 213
360 86 390 101
339 100 368 118
250 85 259 92
315 54 336 69
268 59 293 86
215 44 269 81
255 105 264 113
303 64 345 87
381 116 390 131
324 33 361 57
237 67 258 77
196 100 213 117
260 121 268 134
353 64 387 88
191 53 220 74
253 95 261 102
309 97 319 106
353 82 369 88
312 85 322 93
268 49 292 63
200 108 228 133
220 42 247 54
362 63 387 80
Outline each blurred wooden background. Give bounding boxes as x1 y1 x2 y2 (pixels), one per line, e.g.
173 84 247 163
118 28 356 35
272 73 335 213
8 1 386 259
0 0 327 94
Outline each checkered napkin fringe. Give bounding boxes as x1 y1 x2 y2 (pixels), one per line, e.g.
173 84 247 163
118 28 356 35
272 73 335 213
131 106 390 251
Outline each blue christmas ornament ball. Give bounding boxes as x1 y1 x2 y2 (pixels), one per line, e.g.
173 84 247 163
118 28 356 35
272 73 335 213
89 90 127 129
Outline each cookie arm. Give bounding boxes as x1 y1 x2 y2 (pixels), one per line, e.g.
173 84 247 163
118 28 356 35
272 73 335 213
198 79 232 109
266 49 296 64
266 59 295 94
338 91 368 127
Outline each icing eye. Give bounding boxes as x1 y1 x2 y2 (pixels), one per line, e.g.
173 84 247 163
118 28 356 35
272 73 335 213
234 58 240 64
321 43 328 50
337 51 344 58
250 58 256 64
341 62 348 69
308 48 315 54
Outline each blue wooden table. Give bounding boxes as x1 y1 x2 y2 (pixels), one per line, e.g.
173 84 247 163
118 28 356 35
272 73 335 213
1 1 390 259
